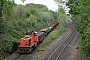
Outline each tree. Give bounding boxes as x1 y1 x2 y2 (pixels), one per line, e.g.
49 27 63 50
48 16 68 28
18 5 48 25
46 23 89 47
0 0 24 59
0 0 3 19
0 0 15 33
66 0 90 59
14 5 26 19
49 10 58 20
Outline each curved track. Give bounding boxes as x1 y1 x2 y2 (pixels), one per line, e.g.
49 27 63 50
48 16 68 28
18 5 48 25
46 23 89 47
14 54 27 60
41 22 77 60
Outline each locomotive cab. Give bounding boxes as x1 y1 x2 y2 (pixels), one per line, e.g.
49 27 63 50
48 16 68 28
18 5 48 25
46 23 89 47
17 31 38 53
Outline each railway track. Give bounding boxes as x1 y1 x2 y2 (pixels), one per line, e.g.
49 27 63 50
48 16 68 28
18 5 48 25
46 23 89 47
41 23 76 60
6 53 28 60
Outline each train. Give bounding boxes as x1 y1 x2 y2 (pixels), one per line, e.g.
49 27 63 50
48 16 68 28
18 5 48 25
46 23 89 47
17 21 59 53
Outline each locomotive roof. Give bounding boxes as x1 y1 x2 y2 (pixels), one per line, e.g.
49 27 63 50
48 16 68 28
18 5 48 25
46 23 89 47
24 35 31 38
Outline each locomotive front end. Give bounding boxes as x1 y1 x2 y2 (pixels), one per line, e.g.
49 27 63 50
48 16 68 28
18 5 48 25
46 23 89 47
17 35 32 53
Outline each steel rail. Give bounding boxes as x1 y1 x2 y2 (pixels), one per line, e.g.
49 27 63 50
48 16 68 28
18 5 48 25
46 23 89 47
14 54 28 60
14 54 21 60
9 53 28 60
56 30 76 60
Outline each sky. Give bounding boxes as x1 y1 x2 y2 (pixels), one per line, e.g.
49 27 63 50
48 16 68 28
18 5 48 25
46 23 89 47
14 0 58 11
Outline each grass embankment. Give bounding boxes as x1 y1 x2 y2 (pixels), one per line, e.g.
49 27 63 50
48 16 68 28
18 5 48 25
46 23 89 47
40 19 67 46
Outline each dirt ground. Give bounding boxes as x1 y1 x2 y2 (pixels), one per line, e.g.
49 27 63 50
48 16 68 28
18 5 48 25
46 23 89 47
67 43 79 60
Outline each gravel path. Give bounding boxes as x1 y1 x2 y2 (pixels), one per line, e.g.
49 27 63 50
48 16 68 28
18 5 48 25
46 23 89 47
67 43 79 60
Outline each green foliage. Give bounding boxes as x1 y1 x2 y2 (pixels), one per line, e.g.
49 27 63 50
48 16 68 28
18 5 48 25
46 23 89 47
49 10 58 20
41 11 53 24
58 7 65 14
0 0 15 33
66 0 90 60
0 2 59 60
26 3 48 10
13 5 26 19
54 0 64 4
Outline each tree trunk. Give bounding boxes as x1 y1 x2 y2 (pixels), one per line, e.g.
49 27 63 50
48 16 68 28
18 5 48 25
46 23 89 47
0 0 3 18
0 0 4 34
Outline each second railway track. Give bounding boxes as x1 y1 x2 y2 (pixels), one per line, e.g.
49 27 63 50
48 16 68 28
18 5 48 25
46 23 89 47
6 53 28 60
